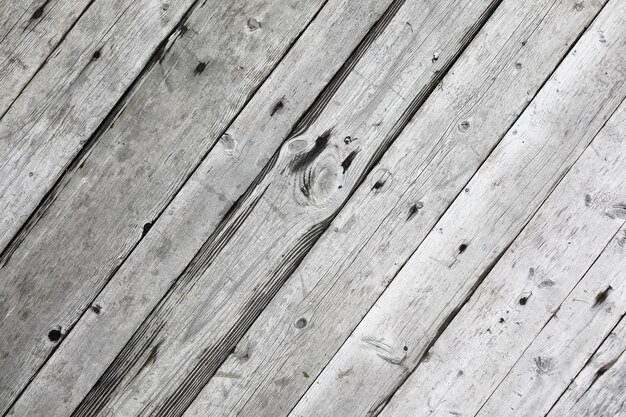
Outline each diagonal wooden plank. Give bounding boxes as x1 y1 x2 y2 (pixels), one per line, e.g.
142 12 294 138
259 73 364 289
0 0 343 412
44 0 504 415
0 0 94 117
547 316 626 416
177 1 619 416
475 215 626 416
0 0 208 254
375 77 626 417
2 0 406 415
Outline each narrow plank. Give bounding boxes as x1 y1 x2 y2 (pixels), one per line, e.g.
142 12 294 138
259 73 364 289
4 0 405 415
0 0 202 253
475 215 626 416
0 0 93 117
53 0 503 415
548 317 626 416
180 0 618 416
377 81 626 417
0 0 335 412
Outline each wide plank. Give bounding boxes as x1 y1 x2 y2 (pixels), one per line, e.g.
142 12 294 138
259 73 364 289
0 0 202 254
4 0 405 415
0 0 335 412
57 0 502 415
376 63 626 417
0 0 93 117
181 0 617 416
547 317 626 416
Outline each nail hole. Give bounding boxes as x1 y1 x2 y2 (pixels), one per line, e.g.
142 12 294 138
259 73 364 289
48 328 62 342
295 318 307 329
91 304 102 314
194 61 207 75
247 18 261 31
142 222 153 238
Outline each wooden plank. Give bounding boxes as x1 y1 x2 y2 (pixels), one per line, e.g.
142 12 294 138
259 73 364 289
376 79 626 417
30 1 504 415
474 216 626 417
0 0 93 117
2 0 405 415
0 0 338 412
548 317 626 416
0 0 203 254
179 1 619 416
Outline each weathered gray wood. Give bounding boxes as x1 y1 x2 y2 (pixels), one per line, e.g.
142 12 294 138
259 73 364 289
25 0 503 415
0 0 202 255
0 0 338 412
177 0 617 416
3 0 405 415
0 0 93 117
548 317 626 416
375 56 626 416
475 209 626 416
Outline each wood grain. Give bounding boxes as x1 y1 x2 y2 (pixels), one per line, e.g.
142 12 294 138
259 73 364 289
177 0 615 416
376 37 626 415
476 217 626 416
51 0 502 415
0 0 335 413
0 0 204 255
548 316 626 416
0 0 93 117
3 0 405 415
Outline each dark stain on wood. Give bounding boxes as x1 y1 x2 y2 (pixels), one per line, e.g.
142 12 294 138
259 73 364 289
291 128 332 172
593 285 613 307
341 149 360 173
519 294 530 305
270 99 284 116
194 62 207 75
407 202 424 221
31 4 45 20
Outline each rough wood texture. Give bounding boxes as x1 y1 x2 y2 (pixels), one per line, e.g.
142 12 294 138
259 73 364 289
4 0 403 415
0 0 202 255
376 24 626 412
0 0 333 412
1 0 624 415
548 317 626 416
43 0 502 415
0 0 93 116
180 0 612 416
476 218 626 416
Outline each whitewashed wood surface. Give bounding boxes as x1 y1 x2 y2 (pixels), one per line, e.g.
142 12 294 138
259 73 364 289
182 0 616 415
44 0 502 415
548 316 626 416
4 0 404 415
0 0 623 415
0 0 333 412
